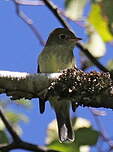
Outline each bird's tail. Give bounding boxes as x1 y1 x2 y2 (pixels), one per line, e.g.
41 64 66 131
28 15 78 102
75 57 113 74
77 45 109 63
54 102 74 143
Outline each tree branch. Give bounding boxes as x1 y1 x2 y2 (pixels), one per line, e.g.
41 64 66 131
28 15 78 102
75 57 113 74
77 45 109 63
0 70 61 99
43 0 72 30
12 0 46 46
0 68 113 109
90 109 113 150
76 42 110 73
0 108 21 142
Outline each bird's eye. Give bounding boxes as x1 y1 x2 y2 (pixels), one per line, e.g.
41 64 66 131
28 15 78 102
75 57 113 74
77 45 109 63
58 34 67 40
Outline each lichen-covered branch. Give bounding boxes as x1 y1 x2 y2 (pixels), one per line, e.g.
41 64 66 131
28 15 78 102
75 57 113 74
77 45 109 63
0 70 56 100
0 68 113 109
48 68 113 109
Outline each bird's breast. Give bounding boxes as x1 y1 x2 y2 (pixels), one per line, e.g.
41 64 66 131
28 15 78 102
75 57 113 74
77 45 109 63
38 47 75 73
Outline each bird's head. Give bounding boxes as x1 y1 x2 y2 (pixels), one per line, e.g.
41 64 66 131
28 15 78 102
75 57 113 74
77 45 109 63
46 28 81 48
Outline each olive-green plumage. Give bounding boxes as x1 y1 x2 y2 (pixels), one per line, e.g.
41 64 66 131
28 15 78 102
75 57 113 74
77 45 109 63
38 28 81 142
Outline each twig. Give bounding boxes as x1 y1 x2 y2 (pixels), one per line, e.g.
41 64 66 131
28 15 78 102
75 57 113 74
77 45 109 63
0 108 21 142
90 109 113 151
15 0 44 6
12 0 45 46
0 141 58 152
0 108 59 152
76 42 110 73
77 42 113 79
43 0 72 30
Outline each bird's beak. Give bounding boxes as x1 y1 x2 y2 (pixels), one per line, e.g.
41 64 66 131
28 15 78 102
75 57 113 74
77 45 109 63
69 36 82 43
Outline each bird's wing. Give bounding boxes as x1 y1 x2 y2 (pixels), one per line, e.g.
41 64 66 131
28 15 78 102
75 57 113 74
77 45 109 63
37 64 46 114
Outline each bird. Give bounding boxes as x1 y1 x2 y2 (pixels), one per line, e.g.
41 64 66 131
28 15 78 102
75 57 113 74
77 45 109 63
37 28 81 143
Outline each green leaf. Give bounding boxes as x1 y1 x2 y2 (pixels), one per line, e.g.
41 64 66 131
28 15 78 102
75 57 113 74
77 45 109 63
65 0 87 20
65 0 73 8
101 0 113 34
75 127 99 146
47 140 80 152
88 4 113 42
0 119 5 130
0 130 9 144
6 111 29 123
107 60 113 70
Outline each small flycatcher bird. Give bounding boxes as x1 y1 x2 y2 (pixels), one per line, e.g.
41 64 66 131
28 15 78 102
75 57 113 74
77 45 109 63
38 28 81 142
